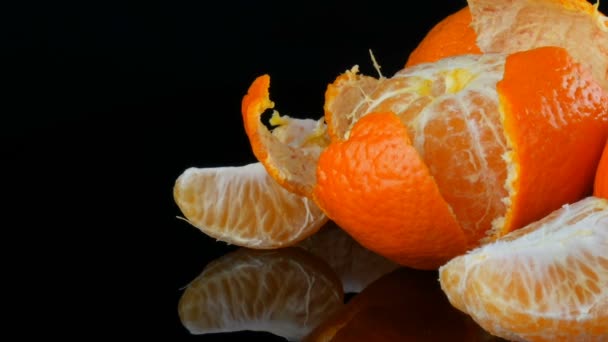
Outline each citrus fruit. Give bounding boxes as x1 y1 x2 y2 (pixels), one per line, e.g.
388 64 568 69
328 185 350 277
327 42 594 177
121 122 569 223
319 46 608 268
174 162 327 248
469 0 608 92
178 247 344 341
439 196 608 341
406 6 481 67
297 221 399 293
595 141 608 198
407 0 608 91
242 74 330 197
304 268 505 342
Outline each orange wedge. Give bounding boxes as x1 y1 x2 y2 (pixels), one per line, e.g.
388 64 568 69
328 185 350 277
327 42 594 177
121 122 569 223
178 247 343 340
174 162 327 248
439 196 608 341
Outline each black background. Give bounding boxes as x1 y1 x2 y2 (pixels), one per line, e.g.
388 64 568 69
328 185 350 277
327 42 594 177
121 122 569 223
5 0 604 339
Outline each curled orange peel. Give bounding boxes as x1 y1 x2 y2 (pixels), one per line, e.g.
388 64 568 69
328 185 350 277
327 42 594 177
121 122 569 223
242 75 329 197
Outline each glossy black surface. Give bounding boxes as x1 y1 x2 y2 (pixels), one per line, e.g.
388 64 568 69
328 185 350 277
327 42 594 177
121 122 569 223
7 0 606 339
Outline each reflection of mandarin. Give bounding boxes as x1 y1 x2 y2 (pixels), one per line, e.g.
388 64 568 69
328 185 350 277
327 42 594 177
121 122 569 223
440 196 608 341
297 221 399 293
178 247 343 341
317 46 608 269
304 268 504 342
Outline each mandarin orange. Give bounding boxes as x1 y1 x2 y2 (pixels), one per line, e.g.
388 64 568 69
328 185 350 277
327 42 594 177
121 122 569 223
319 47 608 268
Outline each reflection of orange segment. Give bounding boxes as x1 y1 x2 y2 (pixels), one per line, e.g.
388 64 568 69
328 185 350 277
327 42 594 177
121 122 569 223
439 196 608 341
242 75 329 197
595 141 608 198
498 46 608 232
469 0 608 91
297 221 399 294
322 47 608 266
179 247 343 341
313 112 467 269
406 6 481 67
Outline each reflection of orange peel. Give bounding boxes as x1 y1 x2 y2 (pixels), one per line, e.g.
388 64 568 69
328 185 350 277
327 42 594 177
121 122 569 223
242 75 330 197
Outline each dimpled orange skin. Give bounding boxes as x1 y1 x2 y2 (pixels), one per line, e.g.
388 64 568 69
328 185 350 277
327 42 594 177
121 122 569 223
498 47 608 232
242 75 274 169
313 112 467 270
595 142 608 198
405 6 481 67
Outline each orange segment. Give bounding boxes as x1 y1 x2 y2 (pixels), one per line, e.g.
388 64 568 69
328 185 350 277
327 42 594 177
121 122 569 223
498 46 608 232
242 75 329 197
439 196 608 341
469 0 608 91
174 162 327 248
406 6 481 67
595 141 608 198
313 112 467 269
178 247 343 340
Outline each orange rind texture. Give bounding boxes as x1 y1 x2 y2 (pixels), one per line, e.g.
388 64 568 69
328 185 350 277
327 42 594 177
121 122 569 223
594 141 608 198
313 112 468 269
497 46 608 233
406 6 481 67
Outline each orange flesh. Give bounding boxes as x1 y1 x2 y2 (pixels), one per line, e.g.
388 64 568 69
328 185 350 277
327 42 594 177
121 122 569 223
439 196 608 341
